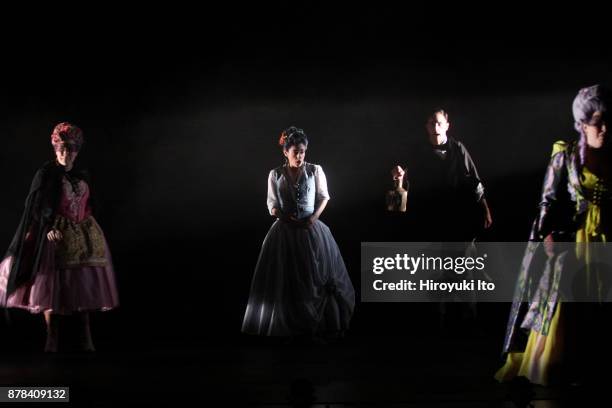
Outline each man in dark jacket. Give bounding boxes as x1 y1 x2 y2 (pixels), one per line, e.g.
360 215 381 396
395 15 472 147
392 109 492 241
391 109 493 331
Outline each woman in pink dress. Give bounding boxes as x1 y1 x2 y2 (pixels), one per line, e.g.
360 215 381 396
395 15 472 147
0 122 119 352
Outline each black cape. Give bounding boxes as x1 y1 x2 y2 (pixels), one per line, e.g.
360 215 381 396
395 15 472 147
2 161 94 302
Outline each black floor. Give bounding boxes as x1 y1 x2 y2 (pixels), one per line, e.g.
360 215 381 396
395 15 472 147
1 320 608 407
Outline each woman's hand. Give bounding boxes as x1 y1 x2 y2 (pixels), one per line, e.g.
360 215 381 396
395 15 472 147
273 208 317 228
285 215 317 228
47 229 63 242
272 208 292 223
291 214 318 228
305 214 319 227
286 215 306 228
273 208 298 225
543 233 555 258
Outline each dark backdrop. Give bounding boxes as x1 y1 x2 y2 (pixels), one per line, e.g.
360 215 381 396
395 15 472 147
1 5 611 350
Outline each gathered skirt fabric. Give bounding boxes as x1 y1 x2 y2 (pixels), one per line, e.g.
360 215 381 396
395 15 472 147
242 219 355 336
495 301 564 385
0 230 119 315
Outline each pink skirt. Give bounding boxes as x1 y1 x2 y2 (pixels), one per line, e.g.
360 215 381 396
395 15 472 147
0 237 119 315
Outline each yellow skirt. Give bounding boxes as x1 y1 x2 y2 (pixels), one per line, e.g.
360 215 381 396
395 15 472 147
495 301 564 386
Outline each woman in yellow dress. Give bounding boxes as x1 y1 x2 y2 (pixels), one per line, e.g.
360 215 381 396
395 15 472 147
496 84 611 385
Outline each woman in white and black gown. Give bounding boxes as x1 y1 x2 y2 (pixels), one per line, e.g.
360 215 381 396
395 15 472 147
242 126 355 339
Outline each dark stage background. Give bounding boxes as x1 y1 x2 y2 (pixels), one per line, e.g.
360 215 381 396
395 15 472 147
1 6 611 359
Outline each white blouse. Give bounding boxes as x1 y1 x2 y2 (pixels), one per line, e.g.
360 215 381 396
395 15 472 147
267 163 330 217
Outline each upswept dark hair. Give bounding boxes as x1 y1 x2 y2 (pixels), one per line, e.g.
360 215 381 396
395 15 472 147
278 126 308 150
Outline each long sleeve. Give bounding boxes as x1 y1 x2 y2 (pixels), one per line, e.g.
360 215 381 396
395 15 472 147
266 169 279 215
529 141 574 241
314 165 330 202
458 141 485 202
